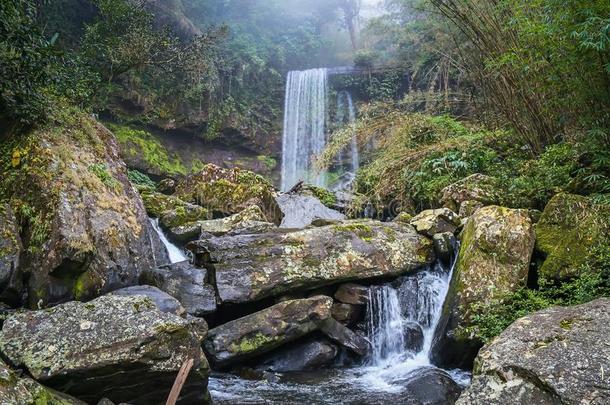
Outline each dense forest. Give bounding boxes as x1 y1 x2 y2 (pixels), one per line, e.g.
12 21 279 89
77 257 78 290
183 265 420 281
1 0 609 404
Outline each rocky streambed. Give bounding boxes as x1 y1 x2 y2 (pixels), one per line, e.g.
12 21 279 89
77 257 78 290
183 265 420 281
1 120 609 404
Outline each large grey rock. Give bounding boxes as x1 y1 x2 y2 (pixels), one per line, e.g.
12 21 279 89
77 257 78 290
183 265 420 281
203 296 333 366
433 206 534 368
0 205 22 305
256 337 339 372
190 220 435 304
2 120 161 308
457 299 610 404
432 232 456 265
276 193 345 228
409 208 461 237
109 285 185 316
140 261 217 316
0 295 210 404
402 367 462 404
0 359 86 404
319 318 370 356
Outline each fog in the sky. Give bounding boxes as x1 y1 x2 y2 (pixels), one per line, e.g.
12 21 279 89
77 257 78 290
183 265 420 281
360 0 386 18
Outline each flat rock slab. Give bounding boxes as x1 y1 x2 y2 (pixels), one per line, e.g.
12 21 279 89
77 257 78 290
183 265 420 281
0 295 210 404
110 285 186 316
193 220 434 304
256 337 339 372
458 298 610 404
318 318 370 356
204 296 333 366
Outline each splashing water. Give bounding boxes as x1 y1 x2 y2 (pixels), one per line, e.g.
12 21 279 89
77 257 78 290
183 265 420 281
281 68 328 191
149 218 187 264
359 246 460 392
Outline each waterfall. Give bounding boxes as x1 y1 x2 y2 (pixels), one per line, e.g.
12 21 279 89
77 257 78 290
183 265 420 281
281 68 328 191
149 218 187 264
361 244 459 390
336 91 359 174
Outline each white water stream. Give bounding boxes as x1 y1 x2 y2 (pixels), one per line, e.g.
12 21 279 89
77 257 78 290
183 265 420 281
149 218 187 264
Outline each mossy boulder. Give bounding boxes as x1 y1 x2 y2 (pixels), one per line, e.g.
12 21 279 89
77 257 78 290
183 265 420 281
0 359 86 404
410 208 461 237
203 296 333 366
433 206 534 368
140 190 209 227
276 193 345 229
440 174 500 212
0 295 210 404
167 205 273 243
173 164 282 225
300 185 338 209
535 193 610 280
0 115 161 307
457 299 610 404
0 204 22 305
189 220 435 304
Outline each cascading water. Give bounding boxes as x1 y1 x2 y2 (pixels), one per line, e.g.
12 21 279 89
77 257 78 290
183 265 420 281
281 68 329 191
149 218 187 264
360 244 460 391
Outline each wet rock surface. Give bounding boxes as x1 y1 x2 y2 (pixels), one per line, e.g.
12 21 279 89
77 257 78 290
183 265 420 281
0 295 210 404
256 337 339 372
203 296 333 366
318 318 370 356
194 220 434 304
334 283 370 305
457 299 610 404
140 261 218 316
276 193 345 228
331 302 363 326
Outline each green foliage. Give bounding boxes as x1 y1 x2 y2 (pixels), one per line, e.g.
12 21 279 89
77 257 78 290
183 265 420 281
88 163 119 190
470 242 610 342
109 124 187 176
127 169 155 189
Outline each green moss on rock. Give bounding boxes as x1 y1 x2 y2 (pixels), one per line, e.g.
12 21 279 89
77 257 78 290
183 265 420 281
536 193 610 280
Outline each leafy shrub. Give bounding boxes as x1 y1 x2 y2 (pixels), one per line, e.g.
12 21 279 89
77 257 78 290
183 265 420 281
127 169 155 189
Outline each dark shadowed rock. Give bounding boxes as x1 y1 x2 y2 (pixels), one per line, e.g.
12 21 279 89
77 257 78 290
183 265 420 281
109 285 185 316
403 322 424 353
1 118 161 307
0 204 22 305
457 299 610 404
331 302 363 326
318 318 370 356
140 261 217 316
256 337 339 372
203 296 333 366
334 283 370 305
276 193 345 228
0 295 210 404
0 359 86 404
157 178 176 195
192 220 434 305
458 200 484 218
410 208 461 237
402 367 462 405
432 232 456 265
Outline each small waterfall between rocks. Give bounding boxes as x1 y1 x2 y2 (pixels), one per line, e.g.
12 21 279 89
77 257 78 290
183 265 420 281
359 243 468 392
149 218 187 264
281 68 329 191
336 90 359 175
